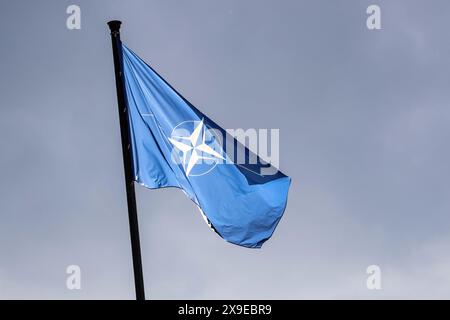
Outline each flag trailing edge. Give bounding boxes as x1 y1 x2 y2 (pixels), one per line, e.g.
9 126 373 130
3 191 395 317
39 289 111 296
121 43 291 248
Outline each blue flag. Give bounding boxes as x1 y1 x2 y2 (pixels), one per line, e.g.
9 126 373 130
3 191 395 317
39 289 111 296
121 44 291 248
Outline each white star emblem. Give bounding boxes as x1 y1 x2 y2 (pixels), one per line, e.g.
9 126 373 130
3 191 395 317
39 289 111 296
169 120 225 176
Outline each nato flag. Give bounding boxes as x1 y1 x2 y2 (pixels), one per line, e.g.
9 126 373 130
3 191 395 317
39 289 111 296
121 44 291 248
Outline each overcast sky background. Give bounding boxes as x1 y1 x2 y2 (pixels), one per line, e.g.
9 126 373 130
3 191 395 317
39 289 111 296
1 0 450 299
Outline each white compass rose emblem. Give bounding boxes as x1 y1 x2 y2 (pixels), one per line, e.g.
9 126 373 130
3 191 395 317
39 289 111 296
169 120 225 177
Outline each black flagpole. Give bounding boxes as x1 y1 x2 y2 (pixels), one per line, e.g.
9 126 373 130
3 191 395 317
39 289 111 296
107 20 146 300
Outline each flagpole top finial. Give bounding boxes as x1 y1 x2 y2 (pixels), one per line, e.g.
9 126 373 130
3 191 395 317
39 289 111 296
107 20 122 33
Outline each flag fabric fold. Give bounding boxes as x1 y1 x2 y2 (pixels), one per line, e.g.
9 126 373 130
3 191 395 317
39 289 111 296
121 43 291 248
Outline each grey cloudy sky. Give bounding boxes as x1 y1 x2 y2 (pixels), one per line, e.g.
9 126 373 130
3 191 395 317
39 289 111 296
1 0 450 299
